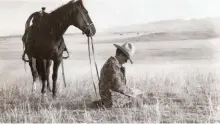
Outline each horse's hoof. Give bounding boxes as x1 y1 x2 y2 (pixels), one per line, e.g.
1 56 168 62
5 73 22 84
32 82 37 93
47 87 52 92
52 94 57 100
41 93 47 103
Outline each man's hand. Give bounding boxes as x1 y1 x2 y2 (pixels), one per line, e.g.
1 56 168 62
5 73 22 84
121 66 125 76
123 87 143 98
130 88 143 98
121 66 126 84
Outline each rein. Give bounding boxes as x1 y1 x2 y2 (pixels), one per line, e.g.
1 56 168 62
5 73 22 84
76 5 99 99
87 36 99 99
61 60 67 88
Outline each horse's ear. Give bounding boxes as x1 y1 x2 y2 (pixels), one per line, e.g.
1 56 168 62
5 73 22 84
78 0 83 5
72 0 83 5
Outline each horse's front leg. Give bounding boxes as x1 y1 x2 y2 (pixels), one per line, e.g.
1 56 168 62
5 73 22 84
46 60 52 92
52 56 62 99
29 57 38 92
37 59 47 95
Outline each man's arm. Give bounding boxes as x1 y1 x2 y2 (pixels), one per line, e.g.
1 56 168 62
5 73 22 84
107 63 134 97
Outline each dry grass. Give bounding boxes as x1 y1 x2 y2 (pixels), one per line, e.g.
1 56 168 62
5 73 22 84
0 66 220 123
0 22 219 123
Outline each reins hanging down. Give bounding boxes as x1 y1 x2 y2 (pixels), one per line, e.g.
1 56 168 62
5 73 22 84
61 50 70 88
87 36 99 99
61 61 67 88
90 37 100 80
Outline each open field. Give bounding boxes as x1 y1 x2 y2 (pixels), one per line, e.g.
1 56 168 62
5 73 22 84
0 33 220 122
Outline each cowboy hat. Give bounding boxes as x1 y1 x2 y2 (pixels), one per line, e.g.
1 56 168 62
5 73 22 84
114 42 136 64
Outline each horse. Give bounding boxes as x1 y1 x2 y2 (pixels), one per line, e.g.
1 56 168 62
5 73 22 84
22 7 69 93
24 0 96 98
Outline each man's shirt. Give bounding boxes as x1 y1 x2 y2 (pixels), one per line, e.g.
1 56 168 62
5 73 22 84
99 56 133 97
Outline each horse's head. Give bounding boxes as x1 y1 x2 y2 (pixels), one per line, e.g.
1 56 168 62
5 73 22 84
71 0 96 37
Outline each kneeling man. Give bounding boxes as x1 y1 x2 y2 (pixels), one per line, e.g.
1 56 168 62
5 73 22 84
94 42 142 108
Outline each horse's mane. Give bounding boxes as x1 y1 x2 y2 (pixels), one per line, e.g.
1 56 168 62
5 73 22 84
50 0 84 16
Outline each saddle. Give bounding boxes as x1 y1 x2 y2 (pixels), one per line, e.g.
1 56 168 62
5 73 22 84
22 7 69 62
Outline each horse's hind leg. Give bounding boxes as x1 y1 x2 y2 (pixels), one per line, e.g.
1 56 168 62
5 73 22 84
36 59 47 95
46 60 52 92
29 57 38 92
41 60 47 94
52 57 62 99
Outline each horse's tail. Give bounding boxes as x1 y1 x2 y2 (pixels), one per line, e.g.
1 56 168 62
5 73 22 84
22 11 39 43
25 12 39 31
22 12 40 63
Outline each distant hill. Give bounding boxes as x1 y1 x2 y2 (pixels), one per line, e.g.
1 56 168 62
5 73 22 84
106 17 220 41
108 17 220 34
116 31 217 43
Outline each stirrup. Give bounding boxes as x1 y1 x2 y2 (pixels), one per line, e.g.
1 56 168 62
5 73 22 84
63 50 69 59
22 53 29 62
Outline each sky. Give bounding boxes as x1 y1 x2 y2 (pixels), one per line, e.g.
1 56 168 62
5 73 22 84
0 0 220 36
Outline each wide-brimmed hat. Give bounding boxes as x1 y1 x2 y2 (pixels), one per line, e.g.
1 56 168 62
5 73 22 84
114 42 136 64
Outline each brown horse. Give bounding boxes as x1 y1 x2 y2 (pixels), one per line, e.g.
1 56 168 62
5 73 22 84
22 7 69 93
24 0 96 98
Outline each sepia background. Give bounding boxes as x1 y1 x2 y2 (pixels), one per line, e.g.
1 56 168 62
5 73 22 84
0 0 220 123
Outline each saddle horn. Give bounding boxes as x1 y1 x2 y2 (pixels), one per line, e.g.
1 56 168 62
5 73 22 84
41 7 46 11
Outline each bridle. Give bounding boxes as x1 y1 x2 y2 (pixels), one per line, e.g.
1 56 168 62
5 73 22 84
76 5 94 36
